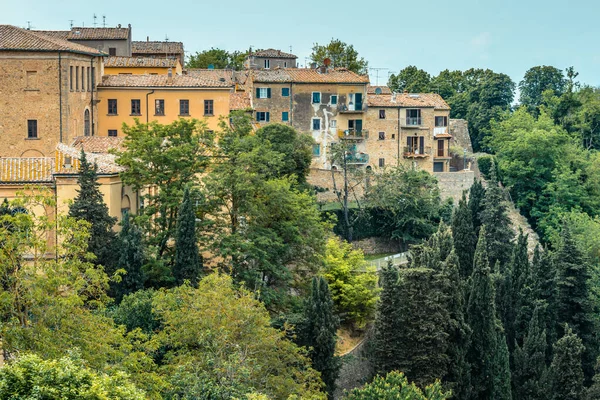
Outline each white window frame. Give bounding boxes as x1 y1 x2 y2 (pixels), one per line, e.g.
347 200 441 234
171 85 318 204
330 120 337 128
312 118 321 131
258 88 269 99
331 95 338 105
312 92 321 104
264 59 270 69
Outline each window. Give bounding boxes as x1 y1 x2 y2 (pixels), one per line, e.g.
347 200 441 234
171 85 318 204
91 67 95 88
27 120 37 139
70 66 73 91
264 59 270 69
282 111 289 122
284 61 287 68
155 99 165 115
26 71 38 89
256 88 271 98
84 109 90 136
281 87 290 97
204 100 214 116
331 120 337 128
131 99 141 115
312 144 321 157
109 47 117 56
312 92 321 104
256 111 270 122
108 129 117 137
331 95 338 105
435 116 448 127
108 99 117 115
378 132 385 140
433 162 444 172
81 66 85 91
179 99 189 115
75 66 79 91
379 109 386 119
379 158 385 168
87 67 91 92
312 118 321 130
392 133 396 139
406 109 421 125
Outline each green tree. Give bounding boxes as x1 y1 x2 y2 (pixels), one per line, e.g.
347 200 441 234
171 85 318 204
549 325 585 400
186 47 246 70
173 186 202 285
388 65 431 93
0 354 145 400
492 327 512 400
68 150 117 269
343 371 450 400
153 273 325 399
519 66 566 113
298 277 340 398
321 237 378 328
468 178 485 236
513 306 549 400
112 212 145 301
310 39 368 74
111 289 159 335
451 192 477 278
586 358 600 400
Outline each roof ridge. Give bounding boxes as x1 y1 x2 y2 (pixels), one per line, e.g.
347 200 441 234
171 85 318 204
0 25 104 55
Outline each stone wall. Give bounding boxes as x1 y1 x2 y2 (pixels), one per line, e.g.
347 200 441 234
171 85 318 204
434 170 475 203
307 168 367 203
351 236 402 255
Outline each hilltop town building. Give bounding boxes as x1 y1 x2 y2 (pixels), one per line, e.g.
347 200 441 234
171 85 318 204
245 48 297 69
103 56 182 75
132 40 185 67
34 25 132 56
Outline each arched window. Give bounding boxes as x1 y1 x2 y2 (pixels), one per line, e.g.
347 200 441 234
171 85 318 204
84 109 90 136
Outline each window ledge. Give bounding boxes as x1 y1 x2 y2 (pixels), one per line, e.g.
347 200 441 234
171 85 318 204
154 114 165 116
130 114 142 116
24 88 40 92
25 137 40 140
204 114 214 117
107 114 118 116
178 114 190 117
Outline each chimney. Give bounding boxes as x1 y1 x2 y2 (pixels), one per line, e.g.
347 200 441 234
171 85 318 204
147 36 149 42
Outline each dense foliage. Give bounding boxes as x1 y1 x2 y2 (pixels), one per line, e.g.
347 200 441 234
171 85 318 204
310 39 368 74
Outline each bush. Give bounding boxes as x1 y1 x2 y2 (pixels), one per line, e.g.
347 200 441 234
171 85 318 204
477 154 498 180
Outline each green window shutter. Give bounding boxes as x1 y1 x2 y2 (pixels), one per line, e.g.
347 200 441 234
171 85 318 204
256 112 260 121
267 88 271 98
256 88 260 98
419 136 425 153
266 112 270 122
282 112 289 122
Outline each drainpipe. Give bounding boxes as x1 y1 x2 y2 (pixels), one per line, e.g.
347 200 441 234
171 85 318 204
90 58 95 136
146 90 155 123
397 108 400 165
289 83 293 126
58 52 63 143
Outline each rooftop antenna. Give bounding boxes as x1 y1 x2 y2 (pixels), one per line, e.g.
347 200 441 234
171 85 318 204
69 20 74 29
369 67 389 85
165 34 169 42
93 13 97 27
102 15 106 28
26 21 32 30
289 45 292 53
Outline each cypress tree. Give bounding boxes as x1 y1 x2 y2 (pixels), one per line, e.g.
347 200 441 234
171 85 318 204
513 231 535 348
112 213 145 301
586 358 600 400
300 277 340 398
173 186 202 285
554 223 598 380
531 245 558 359
451 192 477 279
467 178 485 235
371 262 402 375
68 150 117 269
0 199 9 216
467 226 499 399
479 163 514 268
549 325 585 400
492 325 512 400
513 306 548 400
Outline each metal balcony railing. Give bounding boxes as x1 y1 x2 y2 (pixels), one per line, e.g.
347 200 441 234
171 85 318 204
345 153 369 164
403 117 422 127
338 129 368 140
403 146 431 158
339 103 367 113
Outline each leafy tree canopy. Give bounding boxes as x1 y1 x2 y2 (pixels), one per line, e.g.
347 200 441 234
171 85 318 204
310 39 368 74
186 47 246 70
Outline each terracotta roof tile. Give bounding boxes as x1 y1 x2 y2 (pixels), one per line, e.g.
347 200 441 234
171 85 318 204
98 74 233 88
70 136 125 153
132 41 184 54
367 85 392 94
68 26 129 40
252 48 297 59
367 93 450 110
31 30 70 39
0 25 104 55
252 68 369 84
104 56 178 68
185 69 235 85
57 142 124 174
230 92 252 110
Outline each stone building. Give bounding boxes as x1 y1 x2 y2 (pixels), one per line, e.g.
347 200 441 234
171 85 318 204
365 91 452 172
132 40 185 67
249 67 370 169
103 56 182 75
35 25 132 57
0 25 104 158
245 48 297 69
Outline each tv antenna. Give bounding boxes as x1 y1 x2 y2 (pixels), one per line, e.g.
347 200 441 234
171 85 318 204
165 34 169 42
69 20 74 28
93 13 97 27
102 15 106 28
369 67 389 86
289 45 293 53
26 21 33 30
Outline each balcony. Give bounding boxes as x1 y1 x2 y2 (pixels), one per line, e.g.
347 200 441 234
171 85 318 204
403 146 431 158
402 117 422 127
346 153 369 164
434 127 452 138
434 148 452 159
338 103 367 113
338 129 368 140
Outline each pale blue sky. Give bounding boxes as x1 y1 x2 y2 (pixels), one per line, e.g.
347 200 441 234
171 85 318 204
3 0 599 91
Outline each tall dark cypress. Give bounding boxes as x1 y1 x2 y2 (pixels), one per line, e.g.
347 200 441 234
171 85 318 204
467 178 485 235
451 192 477 279
480 163 514 268
112 213 145 301
512 231 534 347
173 186 202 285
549 325 585 400
492 325 512 400
300 277 340 398
371 262 402 375
513 306 548 400
586 358 600 400
68 150 117 269
531 245 558 359
554 223 598 380
467 226 499 399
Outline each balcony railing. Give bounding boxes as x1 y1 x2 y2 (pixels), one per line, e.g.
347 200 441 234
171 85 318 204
402 117 422 127
403 146 431 158
434 148 452 158
338 129 368 140
339 103 367 113
346 153 369 164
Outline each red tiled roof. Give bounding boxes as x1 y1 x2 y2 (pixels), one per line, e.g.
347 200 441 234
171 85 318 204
68 26 129 40
132 41 184 55
252 48 297 59
367 85 392 94
185 69 235 85
71 136 125 153
367 93 450 110
252 68 369 84
0 25 104 55
230 92 252 110
98 74 233 88
31 30 70 39
104 56 178 68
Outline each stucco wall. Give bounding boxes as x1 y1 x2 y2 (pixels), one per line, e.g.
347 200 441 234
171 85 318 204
434 170 475 203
